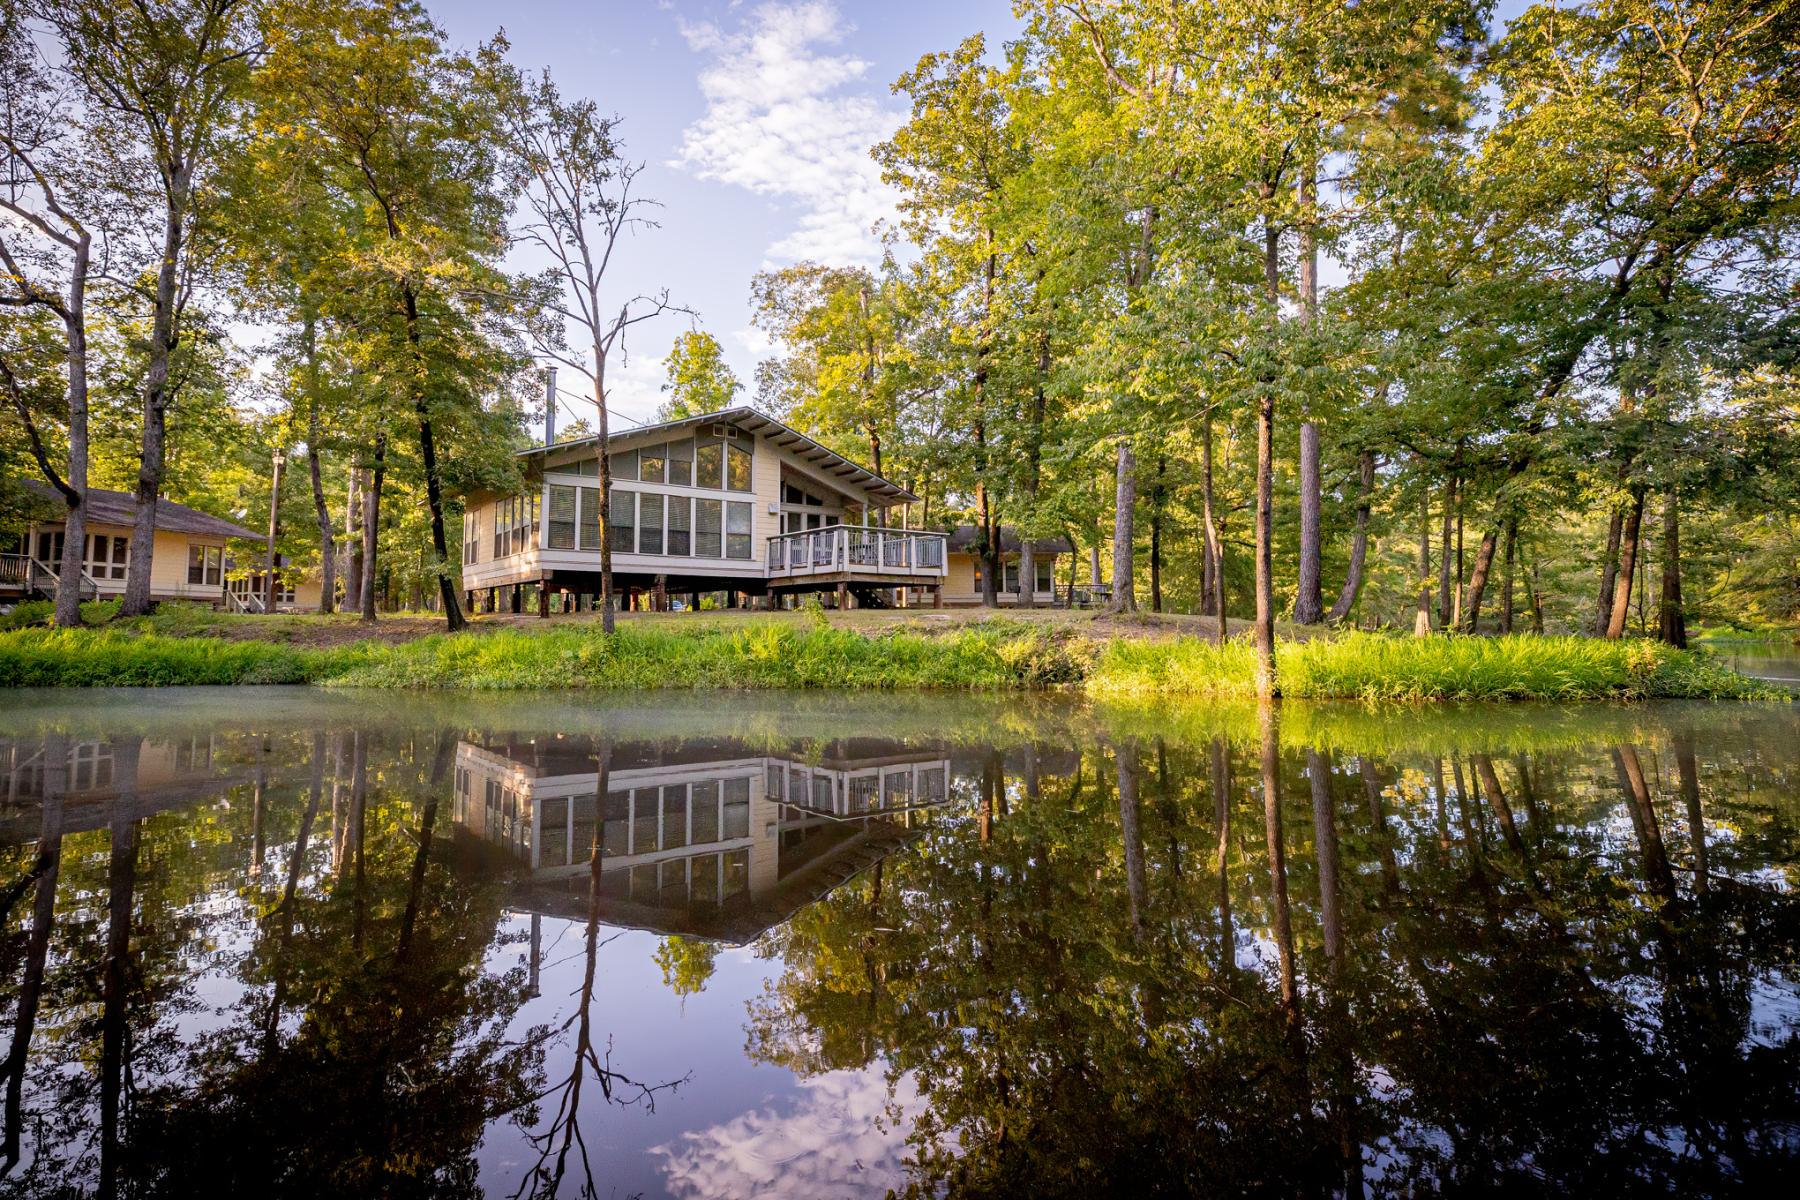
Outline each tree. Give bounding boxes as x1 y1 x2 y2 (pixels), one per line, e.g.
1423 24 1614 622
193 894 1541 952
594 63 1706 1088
485 41 687 635
656 330 741 422
0 10 93 627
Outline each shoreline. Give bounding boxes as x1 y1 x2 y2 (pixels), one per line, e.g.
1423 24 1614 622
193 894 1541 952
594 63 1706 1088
0 611 1786 701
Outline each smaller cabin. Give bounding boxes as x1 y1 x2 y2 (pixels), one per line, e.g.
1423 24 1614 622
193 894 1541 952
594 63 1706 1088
2 484 257 606
940 525 1074 607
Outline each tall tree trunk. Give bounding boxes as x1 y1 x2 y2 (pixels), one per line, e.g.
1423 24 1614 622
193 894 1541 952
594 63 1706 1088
1437 473 1455 629
1210 736 1233 983
1596 506 1624 636
303 318 336 614
1657 491 1685 648
360 434 384 622
1414 476 1433 637
1498 514 1518 635
1109 439 1137 613
119 163 193 616
1453 483 1465 629
1294 421 1323 624
98 790 140 1197
1255 386 1277 695
1462 527 1499 633
1260 701 1298 1035
1327 449 1375 625
51 233 92 628
399 282 466 631
1528 547 1546 634
344 469 363 607
1605 487 1645 639
1148 455 1165 613
1201 412 1219 619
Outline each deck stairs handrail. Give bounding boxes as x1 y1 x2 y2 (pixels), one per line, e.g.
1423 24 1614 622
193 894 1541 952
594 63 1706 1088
26 557 100 601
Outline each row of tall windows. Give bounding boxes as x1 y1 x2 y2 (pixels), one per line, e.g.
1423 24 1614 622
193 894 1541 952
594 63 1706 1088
559 489 752 560
491 493 539 559
34 531 131 581
608 435 751 492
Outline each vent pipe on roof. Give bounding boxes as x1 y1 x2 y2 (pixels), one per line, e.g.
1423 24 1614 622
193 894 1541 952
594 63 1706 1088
544 366 557 445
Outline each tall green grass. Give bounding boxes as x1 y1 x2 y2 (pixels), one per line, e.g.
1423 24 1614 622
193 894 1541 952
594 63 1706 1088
0 620 1782 700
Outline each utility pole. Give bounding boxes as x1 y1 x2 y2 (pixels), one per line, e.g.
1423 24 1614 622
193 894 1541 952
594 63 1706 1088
265 448 285 612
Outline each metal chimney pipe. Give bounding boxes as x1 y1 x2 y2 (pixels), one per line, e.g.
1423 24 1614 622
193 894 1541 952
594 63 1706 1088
544 366 558 445
540 367 554 446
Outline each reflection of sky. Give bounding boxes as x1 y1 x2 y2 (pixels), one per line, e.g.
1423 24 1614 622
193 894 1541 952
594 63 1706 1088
652 1068 925 1199
477 918 922 1200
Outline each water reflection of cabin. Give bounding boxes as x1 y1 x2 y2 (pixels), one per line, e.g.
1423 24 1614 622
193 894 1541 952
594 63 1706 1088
0 733 239 839
452 735 953 944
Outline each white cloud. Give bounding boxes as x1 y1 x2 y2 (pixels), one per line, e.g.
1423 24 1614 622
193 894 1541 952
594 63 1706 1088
674 1 901 267
651 1067 930 1199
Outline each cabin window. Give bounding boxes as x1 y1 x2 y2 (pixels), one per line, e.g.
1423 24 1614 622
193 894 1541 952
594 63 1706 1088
695 441 723 490
661 785 688 850
725 442 752 491
546 485 576 550
609 489 636 553
639 493 665 555
667 439 694 486
556 457 598 477
639 443 666 484
695 499 722 557
578 487 601 550
462 511 480 565
725 501 752 559
691 780 720 843
1037 558 1054 592
34 531 64 566
667 495 692 555
722 776 751 839
186 544 221 587
608 449 637 482
86 534 129 579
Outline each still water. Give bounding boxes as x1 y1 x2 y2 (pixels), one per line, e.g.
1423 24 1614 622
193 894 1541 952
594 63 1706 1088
1 688 1796 1198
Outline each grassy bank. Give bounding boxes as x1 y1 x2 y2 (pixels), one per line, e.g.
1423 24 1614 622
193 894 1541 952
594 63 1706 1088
0 612 1783 699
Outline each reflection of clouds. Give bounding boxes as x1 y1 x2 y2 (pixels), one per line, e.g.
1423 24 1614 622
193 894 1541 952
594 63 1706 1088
652 1068 925 1198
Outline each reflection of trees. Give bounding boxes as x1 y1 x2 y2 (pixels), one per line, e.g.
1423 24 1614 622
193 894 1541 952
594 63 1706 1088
0 726 544 1199
747 720 1800 1196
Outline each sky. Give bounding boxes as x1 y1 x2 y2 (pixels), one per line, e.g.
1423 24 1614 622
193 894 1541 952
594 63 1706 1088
421 0 1536 437
422 0 1020 434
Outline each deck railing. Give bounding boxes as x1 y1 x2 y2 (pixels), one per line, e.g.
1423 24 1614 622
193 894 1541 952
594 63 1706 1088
766 525 948 579
0 554 29 592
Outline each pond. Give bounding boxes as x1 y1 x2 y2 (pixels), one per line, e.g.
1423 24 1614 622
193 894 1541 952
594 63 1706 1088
1702 640 1800 691
1 688 1796 1198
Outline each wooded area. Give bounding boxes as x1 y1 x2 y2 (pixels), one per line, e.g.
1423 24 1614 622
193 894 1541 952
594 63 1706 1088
4 0 1797 699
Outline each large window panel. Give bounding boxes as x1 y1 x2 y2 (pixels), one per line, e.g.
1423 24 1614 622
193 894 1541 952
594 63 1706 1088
610 489 636 554
547 485 576 550
667 495 692 556
667 438 694 486
726 501 753 559
578 487 601 550
695 441 723 490
639 443 666 484
608 449 637 482
695 499 722 557
726 442 752 491
639 492 665 555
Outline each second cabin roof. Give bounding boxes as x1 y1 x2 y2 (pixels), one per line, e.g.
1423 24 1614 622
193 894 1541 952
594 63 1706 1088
518 407 917 504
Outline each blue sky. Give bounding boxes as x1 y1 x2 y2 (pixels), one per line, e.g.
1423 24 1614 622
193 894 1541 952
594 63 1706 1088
421 0 1533 434
423 0 1020 431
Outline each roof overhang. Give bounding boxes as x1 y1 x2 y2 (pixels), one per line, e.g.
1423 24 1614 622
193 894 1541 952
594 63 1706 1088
518 407 917 505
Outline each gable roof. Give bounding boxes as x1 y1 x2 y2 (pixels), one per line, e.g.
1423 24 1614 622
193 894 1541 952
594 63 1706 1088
945 524 1073 556
521 406 917 504
26 482 259 540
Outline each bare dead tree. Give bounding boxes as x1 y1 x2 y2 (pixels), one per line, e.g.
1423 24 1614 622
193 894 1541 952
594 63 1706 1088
488 52 693 634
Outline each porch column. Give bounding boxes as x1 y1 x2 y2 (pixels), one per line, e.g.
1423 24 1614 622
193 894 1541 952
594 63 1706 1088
537 584 549 618
836 581 849 610
510 585 522 615
933 585 943 609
